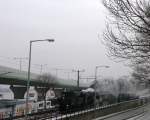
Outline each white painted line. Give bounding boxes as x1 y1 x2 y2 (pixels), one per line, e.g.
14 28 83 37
93 105 146 120
126 113 145 120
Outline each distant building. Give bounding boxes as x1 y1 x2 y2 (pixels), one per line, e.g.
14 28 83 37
46 89 55 100
24 87 56 101
0 85 14 100
24 87 38 101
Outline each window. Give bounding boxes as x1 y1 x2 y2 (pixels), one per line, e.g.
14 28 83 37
39 103 43 107
29 93 34 97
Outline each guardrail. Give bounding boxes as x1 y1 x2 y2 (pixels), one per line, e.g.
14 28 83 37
51 98 150 120
13 97 150 120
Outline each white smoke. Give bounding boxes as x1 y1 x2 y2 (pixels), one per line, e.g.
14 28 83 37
94 76 136 97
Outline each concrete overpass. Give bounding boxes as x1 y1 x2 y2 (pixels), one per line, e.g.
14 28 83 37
0 65 90 88
0 65 90 99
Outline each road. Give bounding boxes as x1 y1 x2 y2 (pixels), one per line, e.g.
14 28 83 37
37 103 150 120
127 104 150 120
94 105 147 120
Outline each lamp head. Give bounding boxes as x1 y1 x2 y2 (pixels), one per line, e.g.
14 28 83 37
7 72 13 73
46 39 55 42
105 66 110 68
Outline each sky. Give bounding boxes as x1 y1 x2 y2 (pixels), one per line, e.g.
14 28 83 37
0 0 131 81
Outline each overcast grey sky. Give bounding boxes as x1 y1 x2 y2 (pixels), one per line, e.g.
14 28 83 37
0 0 131 80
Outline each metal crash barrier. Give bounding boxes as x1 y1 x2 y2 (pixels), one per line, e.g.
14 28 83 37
51 97 150 120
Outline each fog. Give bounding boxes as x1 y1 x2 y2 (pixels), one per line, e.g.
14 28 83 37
94 77 137 97
0 0 131 81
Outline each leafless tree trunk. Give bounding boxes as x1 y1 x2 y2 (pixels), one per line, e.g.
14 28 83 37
131 62 150 88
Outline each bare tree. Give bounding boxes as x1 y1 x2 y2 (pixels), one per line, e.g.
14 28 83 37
38 73 56 87
37 73 56 110
117 76 131 94
103 0 150 64
131 63 150 89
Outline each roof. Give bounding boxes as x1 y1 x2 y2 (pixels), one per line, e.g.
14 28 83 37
0 87 11 93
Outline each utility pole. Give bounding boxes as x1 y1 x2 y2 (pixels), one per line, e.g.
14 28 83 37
64 71 71 80
52 68 64 78
14 57 28 71
33 64 47 74
39 64 47 74
72 69 85 87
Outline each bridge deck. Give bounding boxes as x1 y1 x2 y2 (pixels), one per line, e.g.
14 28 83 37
0 65 89 88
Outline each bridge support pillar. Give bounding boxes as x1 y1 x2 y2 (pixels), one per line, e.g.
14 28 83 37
10 85 27 99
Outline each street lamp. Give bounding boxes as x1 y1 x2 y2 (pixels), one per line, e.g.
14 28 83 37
25 39 54 120
94 65 109 108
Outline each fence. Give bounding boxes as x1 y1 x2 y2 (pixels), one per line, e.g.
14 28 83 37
13 97 150 120
51 98 149 120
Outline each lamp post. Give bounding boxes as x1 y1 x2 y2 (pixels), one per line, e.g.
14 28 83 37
94 65 109 108
25 39 54 120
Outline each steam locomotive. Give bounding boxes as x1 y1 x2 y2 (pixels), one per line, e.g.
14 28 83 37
57 89 139 114
58 90 94 113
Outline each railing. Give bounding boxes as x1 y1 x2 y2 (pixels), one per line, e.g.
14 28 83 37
50 98 149 120
13 97 150 120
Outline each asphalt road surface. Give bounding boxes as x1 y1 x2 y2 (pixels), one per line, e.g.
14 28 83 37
94 105 147 120
127 104 150 120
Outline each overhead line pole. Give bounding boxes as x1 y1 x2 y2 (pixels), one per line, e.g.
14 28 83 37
14 57 28 71
72 69 85 88
52 68 64 78
39 64 47 74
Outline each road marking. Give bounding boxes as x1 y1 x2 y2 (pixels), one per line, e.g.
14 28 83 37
93 105 146 120
126 114 144 120
126 111 147 120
